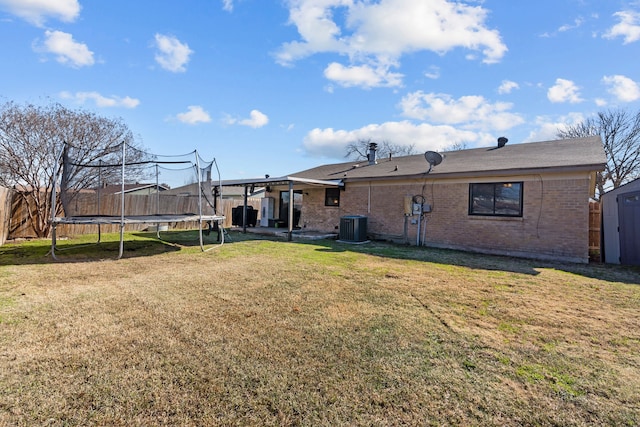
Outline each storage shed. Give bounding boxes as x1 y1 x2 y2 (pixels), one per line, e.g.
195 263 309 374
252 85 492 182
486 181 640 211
601 178 640 265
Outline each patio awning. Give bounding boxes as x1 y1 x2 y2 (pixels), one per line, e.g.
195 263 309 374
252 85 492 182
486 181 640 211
218 176 343 241
219 175 344 188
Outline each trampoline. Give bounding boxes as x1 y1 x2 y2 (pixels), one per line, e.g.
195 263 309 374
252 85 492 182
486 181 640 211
50 141 225 260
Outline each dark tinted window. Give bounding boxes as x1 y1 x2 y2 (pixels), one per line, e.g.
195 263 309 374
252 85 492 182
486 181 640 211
469 182 522 217
325 188 340 207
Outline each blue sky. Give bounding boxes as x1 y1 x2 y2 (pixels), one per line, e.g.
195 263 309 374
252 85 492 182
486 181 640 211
1 0 639 178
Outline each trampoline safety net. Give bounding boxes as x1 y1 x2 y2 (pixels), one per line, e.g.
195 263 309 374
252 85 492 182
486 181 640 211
50 141 225 259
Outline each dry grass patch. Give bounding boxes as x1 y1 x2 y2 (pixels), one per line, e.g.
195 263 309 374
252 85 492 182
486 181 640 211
0 232 639 426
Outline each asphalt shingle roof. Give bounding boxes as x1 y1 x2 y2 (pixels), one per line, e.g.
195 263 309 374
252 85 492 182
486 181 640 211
291 136 607 181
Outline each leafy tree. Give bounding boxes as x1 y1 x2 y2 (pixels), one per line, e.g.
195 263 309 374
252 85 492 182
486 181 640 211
0 101 144 237
557 108 640 197
345 138 417 161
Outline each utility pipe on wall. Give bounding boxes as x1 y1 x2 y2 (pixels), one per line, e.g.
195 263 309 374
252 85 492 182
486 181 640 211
416 211 422 246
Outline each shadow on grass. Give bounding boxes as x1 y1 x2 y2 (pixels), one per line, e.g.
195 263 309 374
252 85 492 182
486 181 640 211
313 239 640 285
2 230 640 285
311 239 545 276
230 232 640 285
0 230 224 265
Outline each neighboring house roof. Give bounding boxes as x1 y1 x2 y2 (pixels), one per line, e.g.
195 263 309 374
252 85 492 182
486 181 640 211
101 183 170 194
161 182 204 196
291 136 607 182
221 186 266 198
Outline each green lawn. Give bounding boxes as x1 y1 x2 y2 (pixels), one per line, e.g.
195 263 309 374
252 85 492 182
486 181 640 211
1 231 639 426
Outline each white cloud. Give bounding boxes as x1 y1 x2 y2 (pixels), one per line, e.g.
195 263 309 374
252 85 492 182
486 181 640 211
275 1 347 65
222 0 233 12
176 106 211 125
558 17 584 33
526 113 585 142
35 30 94 68
154 34 193 73
498 80 519 94
276 0 507 87
0 0 80 27
547 78 583 103
424 66 440 80
60 91 140 108
602 74 640 102
324 62 403 88
398 91 524 131
224 110 269 128
241 110 269 128
604 10 640 44
302 121 489 159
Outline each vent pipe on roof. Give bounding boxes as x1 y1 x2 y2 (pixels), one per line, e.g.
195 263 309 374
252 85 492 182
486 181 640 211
367 142 378 165
497 136 508 148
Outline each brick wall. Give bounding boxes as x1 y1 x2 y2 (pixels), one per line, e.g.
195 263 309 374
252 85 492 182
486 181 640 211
299 172 593 263
299 183 413 239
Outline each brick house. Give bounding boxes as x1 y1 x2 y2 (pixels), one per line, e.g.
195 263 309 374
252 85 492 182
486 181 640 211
225 136 606 263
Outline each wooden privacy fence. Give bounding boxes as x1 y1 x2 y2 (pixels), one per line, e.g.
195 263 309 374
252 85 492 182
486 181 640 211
589 201 601 262
0 186 13 245
7 190 263 239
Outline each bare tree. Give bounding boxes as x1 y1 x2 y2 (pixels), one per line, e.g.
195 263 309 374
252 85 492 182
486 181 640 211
0 101 144 237
443 141 469 151
345 138 417 160
557 108 640 197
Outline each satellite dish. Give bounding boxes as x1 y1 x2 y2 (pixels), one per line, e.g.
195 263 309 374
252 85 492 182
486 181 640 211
424 151 443 174
424 151 443 167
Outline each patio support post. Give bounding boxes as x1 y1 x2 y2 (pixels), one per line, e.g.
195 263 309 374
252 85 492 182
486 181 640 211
242 185 248 233
287 181 294 241
155 163 160 239
98 160 102 242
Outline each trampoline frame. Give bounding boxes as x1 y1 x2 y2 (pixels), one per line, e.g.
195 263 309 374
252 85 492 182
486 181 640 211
50 142 225 260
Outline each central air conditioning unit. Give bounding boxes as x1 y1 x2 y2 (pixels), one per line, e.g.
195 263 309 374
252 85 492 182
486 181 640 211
339 215 368 242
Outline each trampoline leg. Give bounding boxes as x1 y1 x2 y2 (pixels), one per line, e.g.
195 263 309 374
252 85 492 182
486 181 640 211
202 219 226 252
51 224 59 260
117 224 124 260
